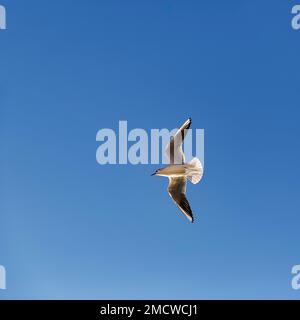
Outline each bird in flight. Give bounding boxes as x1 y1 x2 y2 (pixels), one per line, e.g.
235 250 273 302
151 118 203 223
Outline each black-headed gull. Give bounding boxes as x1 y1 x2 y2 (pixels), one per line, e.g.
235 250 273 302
151 118 203 223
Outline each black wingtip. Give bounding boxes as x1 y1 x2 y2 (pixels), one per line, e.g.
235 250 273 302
189 214 194 223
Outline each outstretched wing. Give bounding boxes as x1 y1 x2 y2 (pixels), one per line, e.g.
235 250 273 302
168 177 194 223
165 118 191 165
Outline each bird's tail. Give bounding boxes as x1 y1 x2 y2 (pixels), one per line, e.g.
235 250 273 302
187 157 203 184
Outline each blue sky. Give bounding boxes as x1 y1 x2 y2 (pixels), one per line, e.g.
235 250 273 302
1 0 300 299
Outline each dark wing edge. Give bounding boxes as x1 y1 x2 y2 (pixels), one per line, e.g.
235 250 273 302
166 117 192 165
168 177 194 223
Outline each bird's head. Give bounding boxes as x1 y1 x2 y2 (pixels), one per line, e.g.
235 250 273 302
151 168 164 176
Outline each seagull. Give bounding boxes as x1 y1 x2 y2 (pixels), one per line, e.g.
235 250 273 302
151 118 203 223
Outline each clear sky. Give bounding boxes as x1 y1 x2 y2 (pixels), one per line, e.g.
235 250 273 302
1 0 300 299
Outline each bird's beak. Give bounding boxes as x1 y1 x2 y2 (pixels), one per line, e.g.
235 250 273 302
151 172 156 176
